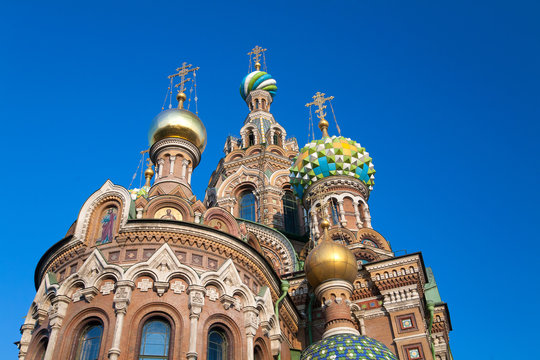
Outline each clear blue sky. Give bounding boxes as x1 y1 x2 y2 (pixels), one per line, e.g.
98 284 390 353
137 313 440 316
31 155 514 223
1 1 538 358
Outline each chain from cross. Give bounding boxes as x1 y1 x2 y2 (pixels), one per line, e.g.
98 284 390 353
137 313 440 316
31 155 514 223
168 62 200 93
305 92 334 122
247 45 267 69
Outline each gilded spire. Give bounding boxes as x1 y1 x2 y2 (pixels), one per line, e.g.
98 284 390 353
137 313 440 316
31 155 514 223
168 62 199 109
248 45 267 71
305 92 334 138
144 158 154 187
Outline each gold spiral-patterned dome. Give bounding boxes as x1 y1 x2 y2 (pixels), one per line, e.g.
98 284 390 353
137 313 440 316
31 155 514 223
305 222 358 288
148 108 207 152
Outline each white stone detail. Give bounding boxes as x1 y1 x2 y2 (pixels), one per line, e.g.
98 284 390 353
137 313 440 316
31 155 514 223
137 279 153 292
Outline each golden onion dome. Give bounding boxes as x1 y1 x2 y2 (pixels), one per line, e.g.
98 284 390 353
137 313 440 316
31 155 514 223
304 221 358 288
148 108 207 152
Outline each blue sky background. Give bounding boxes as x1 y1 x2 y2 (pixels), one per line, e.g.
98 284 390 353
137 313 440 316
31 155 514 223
1 1 539 358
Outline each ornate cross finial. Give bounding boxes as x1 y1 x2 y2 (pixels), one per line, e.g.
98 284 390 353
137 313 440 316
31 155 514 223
248 45 267 71
306 92 334 137
168 62 199 109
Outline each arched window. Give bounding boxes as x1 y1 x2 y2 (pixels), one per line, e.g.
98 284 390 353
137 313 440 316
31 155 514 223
273 131 282 146
33 338 48 360
247 131 255 146
239 192 256 221
207 329 228 360
139 319 171 360
254 345 264 360
75 323 103 360
330 199 339 225
282 192 298 234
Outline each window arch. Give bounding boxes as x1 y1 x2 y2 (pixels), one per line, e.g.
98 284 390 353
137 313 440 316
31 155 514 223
32 337 48 360
239 191 256 221
74 322 103 360
283 191 298 234
247 130 255 147
330 199 340 225
207 329 228 360
254 345 264 360
139 319 171 360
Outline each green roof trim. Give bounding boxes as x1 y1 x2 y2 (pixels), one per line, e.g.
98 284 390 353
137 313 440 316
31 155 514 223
424 267 442 304
47 271 58 285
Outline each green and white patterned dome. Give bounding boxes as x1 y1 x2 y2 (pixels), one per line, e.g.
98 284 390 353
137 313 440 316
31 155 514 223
301 334 397 360
289 136 375 199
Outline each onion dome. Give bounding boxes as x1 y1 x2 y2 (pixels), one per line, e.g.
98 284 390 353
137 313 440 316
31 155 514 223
240 70 277 100
304 220 358 288
289 136 375 198
301 334 397 360
148 108 207 152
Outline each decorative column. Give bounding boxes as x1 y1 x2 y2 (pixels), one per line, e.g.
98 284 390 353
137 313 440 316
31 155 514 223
311 210 320 238
43 295 71 360
361 203 372 229
187 167 193 184
181 159 189 180
157 158 165 179
337 200 347 226
354 202 363 229
18 323 34 360
108 281 134 360
243 306 260 360
187 285 206 360
169 155 176 174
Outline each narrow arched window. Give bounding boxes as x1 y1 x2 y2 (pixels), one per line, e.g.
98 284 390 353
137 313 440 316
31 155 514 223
207 330 228 360
283 192 298 234
139 319 171 360
239 192 256 221
33 338 48 360
248 131 255 146
330 199 339 225
75 323 103 360
254 345 264 360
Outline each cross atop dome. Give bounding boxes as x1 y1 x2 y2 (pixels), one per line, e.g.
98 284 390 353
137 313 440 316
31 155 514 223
306 92 334 138
167 62 199 109
247 45 267 71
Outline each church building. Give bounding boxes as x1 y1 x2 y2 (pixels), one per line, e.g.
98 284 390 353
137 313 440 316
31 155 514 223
17 48 452 360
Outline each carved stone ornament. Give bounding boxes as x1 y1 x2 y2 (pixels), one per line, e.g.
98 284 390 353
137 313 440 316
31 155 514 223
171 281 186 294
137 278 153 292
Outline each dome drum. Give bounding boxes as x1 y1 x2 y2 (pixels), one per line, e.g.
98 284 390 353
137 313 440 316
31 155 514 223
149 137 202 168
302 175 370 208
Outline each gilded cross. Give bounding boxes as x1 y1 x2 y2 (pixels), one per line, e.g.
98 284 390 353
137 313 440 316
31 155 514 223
248 46 267 70
168 62 200 93
305 92 334 137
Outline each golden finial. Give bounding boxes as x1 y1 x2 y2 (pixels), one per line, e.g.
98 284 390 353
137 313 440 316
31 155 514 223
248 45 267 71
306 92 334 138
144 158 154 187
168 62 199 109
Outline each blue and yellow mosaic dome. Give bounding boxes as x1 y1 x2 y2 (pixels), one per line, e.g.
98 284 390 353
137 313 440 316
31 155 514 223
240 70 277 100
289 136 375 198
301 334 397 360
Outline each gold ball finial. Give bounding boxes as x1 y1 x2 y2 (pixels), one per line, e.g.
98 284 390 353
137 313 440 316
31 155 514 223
318 118 330 138
321 219 330 229
176 91 187 109
144 162 154 187
144 166 154 178
255 62 261 71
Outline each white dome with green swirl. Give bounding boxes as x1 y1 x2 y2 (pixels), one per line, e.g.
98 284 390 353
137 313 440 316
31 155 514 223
240 70 277 100
289 136 375 198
